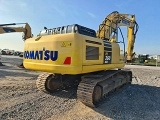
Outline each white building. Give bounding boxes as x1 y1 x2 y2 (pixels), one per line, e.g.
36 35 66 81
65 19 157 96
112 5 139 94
149 55 160 60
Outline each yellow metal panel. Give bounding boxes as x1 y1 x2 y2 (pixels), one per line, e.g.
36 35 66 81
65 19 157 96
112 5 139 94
111 43 121 63
24 32 124 75
24 33 83 74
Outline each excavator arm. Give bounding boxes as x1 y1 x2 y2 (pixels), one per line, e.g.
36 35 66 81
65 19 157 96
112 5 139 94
0 23 32 67
97 11 139 62
0 23 32 40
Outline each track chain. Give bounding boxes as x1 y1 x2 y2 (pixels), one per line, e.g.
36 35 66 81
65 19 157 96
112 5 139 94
77 70 131 107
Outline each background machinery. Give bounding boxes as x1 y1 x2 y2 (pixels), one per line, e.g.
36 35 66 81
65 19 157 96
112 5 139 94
23 11 138 107
138 54 149 63
0 23 32 67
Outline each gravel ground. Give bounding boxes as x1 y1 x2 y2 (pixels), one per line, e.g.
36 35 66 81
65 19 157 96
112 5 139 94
1 55 23 67
0 55 160 120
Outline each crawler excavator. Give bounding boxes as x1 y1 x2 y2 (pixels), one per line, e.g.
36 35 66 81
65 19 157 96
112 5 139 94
0 23 32 67
23 11 139 107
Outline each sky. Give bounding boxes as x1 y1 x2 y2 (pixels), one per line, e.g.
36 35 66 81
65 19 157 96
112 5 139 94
0 0 160 55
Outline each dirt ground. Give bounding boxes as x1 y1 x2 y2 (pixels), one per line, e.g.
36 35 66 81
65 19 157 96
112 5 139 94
0 56 160 120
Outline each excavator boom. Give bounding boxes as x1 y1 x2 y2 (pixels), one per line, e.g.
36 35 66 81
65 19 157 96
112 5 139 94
97 11 139 62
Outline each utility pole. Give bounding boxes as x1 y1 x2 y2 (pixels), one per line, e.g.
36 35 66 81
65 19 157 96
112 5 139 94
156 55 160 67
156 55 158 67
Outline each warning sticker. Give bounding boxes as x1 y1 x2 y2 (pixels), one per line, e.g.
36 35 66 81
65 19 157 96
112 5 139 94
61 41 72 47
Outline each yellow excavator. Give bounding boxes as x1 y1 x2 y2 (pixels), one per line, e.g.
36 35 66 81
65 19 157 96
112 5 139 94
23 11 139 107
0 23 32 67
